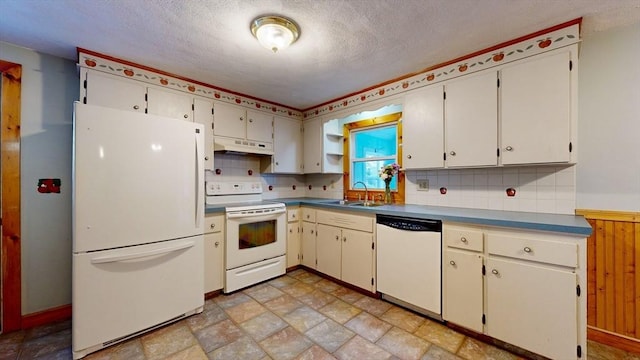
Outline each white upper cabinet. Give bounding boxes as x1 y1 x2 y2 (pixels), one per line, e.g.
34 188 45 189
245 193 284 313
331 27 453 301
213 102 273 144
303 117 323 173
83 69 146 113
193 96 214 170
212 102 247 139
500 49 573 165
147 86 193 121
246 110 274 143
403 85 445 169
445 70 498 167
263 116 303 173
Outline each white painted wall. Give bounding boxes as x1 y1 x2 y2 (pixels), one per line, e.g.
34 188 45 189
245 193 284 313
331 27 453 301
0 41 78 314
576 22 640 212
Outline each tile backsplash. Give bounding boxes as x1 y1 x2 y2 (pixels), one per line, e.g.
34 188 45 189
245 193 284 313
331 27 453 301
207 154 343 200
405 165 576 214
209 154 576 215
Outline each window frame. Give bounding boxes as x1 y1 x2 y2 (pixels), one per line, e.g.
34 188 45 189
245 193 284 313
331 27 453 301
349 123 399 191
343 112 404 203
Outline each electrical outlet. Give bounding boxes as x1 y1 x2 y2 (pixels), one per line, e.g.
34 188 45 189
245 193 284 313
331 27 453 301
417 179 429 191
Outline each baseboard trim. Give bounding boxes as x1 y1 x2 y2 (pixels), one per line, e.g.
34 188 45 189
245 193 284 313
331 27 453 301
21 304 72 329
588 326 640 354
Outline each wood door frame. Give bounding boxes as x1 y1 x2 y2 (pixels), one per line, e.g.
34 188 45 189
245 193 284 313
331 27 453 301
1 60 22 332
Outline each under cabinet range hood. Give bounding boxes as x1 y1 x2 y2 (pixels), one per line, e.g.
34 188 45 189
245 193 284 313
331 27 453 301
213 137 273 156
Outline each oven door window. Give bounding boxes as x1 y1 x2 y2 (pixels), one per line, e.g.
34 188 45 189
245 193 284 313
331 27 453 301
238 220 276 249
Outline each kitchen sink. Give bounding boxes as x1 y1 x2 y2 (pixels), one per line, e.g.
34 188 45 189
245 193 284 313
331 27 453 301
349 202 384 207
324 200 384 207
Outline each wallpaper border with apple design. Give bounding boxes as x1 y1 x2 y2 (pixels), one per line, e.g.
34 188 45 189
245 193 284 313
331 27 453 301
78 52 303 120
302 23 580 119
79 22 578 121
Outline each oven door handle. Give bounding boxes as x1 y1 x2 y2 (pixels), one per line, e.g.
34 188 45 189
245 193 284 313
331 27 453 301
227 208 286 219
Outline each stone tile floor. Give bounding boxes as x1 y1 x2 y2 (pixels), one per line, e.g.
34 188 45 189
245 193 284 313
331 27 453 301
1 268 638 360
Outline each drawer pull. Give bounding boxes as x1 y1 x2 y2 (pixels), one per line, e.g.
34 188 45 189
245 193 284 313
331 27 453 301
210 224 216 229
460 237 467 243
449 260 456 266
289 229 292 233
214 241 220 247
491 269 499 275
524 246 532 253
133 105 140 110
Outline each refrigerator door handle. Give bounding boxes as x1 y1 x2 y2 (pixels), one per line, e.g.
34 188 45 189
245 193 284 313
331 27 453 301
90 241 195 264
195 131 203 229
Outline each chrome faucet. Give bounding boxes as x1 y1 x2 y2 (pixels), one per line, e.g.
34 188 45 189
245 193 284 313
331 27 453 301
353 181 369 205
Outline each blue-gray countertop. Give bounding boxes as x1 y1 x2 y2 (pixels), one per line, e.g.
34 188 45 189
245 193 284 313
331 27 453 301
206 197 592 237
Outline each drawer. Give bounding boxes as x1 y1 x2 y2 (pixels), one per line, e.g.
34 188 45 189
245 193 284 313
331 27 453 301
287 208 299 222
204 215 223 234
301 208 316 222
487 232 577 268
316 210 373 233
444 226 483 252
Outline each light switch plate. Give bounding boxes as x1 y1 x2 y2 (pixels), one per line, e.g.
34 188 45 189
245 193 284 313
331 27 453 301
417 179 429 191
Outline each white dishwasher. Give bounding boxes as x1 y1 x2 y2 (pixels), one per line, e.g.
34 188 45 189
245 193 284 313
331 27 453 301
376 215 442 320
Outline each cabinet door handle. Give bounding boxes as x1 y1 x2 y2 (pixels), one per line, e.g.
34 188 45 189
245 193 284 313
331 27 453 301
310 230 314 234
289 228 293 233
239 117 244 121
524 246 532 253
205 156 209 161
343 237 347 242
210 224 215 229
335 235 339 241
249 118 253 123
184 114 189 119
406 154 412 159
460 237 467 243
505 146 513 151
133 105 140 110
449 151 456 156
491 269 499 275
316 162 320 166
214 241 220 247
276 162 279 165
449 260 456 266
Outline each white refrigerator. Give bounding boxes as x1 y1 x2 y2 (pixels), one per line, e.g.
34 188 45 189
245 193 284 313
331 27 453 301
72 102 205 359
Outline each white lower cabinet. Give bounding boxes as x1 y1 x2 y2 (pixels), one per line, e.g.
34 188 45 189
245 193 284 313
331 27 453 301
315 210 375 293
286 207 301 268
443 223 586 359
300 208 317 269
443 249 484 333
485 257 577 360
204 214 224 293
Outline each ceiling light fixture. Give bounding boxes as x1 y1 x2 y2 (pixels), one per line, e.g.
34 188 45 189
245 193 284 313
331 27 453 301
250 15 300 53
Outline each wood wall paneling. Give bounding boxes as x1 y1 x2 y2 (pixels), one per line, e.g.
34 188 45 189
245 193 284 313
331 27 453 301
1 60 22 332
577 209 640 353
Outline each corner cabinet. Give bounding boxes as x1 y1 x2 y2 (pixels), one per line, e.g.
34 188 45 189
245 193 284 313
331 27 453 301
500 49 575 165
402 85 445 169
302 118 343 174
442 223 586 359
204 214 224 293
262 116 303 174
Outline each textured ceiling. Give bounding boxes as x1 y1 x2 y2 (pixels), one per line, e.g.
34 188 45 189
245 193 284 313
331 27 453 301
1 0 639 110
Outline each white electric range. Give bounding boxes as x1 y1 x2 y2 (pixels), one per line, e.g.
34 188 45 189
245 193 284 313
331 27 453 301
206 181 286 292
